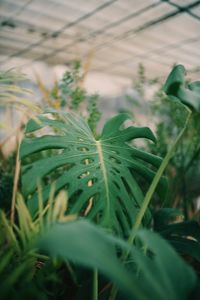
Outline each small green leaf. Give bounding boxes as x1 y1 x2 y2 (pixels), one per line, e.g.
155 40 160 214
163 65 200 112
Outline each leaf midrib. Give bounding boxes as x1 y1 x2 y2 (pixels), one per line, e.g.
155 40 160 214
96 140 110 223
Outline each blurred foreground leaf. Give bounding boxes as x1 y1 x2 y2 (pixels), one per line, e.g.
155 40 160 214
39 220 197 300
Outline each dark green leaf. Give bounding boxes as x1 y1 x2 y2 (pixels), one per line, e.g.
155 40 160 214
158 220 200 242
154 208 184 230
169 236 200 262
155 220 200 262
163 65 200 112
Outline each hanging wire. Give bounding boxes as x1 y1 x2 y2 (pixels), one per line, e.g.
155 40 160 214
166 0 200 21
23 0 200 67
92 36 200 76
0 0 118 64
26 0 163 63
0 0 199 77
89 0 200 55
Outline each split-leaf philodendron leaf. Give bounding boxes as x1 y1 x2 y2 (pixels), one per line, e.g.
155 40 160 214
20 112 167 235
163 64 200 112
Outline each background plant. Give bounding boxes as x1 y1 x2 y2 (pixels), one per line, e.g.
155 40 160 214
36 61 101 134
126 64 200 220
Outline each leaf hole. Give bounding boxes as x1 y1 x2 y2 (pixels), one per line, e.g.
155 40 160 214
78 171 90 179
69 189 83 204
87 178 97 187
90 177 97 185
77 147 89 152
81 158 94 165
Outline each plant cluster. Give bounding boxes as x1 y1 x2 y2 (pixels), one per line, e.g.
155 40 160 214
127 64 200 220
0 64 200 300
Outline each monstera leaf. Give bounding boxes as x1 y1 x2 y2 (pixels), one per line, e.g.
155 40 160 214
163 64 200 112
20 111 166 235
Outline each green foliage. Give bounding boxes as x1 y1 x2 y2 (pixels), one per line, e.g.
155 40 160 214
150 74 200 218
0 69 40 112
41 61 101 132
133 63 159 98
59 61 85 110
87 94 101 136
39 220 197 300
0 196 43 299
0 154 15 211
164 68 200 215
1 197 197 300
20 112 166 236
39 220 135 298
129 65 200 219
0 191 77 300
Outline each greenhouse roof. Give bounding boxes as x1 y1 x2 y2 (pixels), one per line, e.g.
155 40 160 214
0 0 200 80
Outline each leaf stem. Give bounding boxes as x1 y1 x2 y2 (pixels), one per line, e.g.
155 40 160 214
128 107 191 245
93 268 98 300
